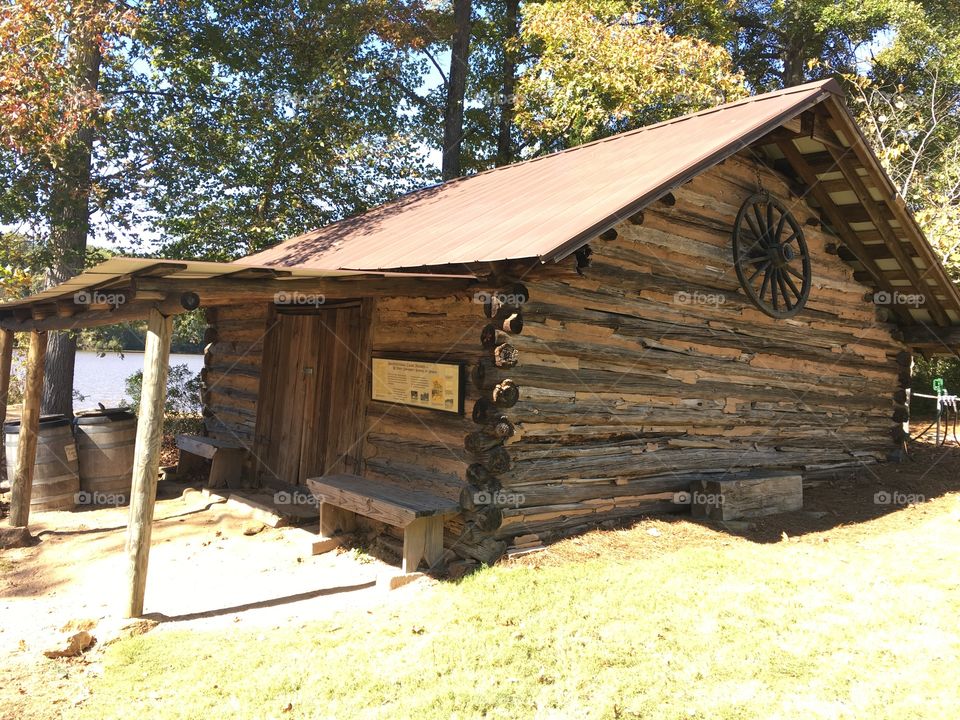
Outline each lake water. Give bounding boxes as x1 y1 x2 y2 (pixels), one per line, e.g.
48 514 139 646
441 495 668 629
71 351 204 410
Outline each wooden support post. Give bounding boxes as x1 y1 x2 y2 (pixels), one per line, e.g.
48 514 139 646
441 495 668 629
9 331 47 528
0 328 13 432
0 329 13 493
124 309 173 617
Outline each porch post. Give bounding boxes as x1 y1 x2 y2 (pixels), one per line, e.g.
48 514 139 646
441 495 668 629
9 330 47 528
124 308 173 617
0 329 14 496
0 329 13 429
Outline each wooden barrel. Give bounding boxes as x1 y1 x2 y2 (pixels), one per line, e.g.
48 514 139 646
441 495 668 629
74 408 137 504
3 415 79 511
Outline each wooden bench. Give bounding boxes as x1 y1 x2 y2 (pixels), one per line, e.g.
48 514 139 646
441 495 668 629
175 435 246 489
306 474 459 573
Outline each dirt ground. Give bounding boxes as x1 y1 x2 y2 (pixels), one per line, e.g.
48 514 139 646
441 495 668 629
0 483 426 720
2 430 959 719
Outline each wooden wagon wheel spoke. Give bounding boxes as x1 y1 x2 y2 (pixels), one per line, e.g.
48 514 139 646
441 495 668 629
774 212 788 244
776 270 794 310
744 213 764 246
732 192 811 319
781 269 803 300
759 265 773 303
752 205 768 244
784 264 805 280
747 259 771 284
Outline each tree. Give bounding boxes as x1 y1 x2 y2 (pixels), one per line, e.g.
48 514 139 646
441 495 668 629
1 0 434 414
0 0 133 416
730 0 905 89
0 233 43 301
514 0 747 151
496 0 520 165
443 0 474 179
845 4 960 281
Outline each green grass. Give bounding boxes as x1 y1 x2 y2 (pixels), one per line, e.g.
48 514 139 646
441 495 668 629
71 509 960 720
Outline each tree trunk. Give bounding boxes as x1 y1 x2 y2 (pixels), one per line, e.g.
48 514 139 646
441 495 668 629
496 0 519 166
780 39 806 87
40 18 103 418
442 0 472 181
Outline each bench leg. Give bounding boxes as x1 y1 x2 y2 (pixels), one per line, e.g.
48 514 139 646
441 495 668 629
402 516 444 573
320 503 356 537
208 448 245 489
177 450 207 481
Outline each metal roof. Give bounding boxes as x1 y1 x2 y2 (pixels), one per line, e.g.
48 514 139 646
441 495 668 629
0 257 472 312
244 80 844 271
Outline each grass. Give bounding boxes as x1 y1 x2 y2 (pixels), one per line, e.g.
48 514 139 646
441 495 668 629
67 496 960 720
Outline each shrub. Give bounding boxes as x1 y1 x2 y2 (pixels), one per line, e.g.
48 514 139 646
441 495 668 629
124 363 203 434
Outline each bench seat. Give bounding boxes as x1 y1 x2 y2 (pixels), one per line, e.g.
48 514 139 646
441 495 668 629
175 434 246 488
306 474 459 573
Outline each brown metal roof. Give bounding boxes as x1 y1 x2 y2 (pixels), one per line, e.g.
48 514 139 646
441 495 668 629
244 80 844 272
0 257 472 312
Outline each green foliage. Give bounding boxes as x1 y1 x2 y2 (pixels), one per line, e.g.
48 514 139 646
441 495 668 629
731 0 907 89
0 232 43 300
78 310 206 355
514 0 747 150
100 0 437 258
124 363 203 434
912 356 960 415
0 0 436 261
844 4 960 282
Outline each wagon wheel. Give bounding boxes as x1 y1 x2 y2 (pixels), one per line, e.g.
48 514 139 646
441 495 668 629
732 192 811 319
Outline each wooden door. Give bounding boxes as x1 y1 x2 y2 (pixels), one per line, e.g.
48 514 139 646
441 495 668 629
254 303 369 486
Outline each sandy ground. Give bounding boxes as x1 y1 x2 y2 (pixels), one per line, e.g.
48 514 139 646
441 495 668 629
0 485 428 719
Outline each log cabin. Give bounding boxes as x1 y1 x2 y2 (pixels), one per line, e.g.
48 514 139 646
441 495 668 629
3 80 960 607
233 79 960 562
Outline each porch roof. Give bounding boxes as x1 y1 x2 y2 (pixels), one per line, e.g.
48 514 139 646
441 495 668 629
0 257 475 332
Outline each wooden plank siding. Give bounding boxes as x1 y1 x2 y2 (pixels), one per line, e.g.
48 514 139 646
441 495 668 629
476 153 907 550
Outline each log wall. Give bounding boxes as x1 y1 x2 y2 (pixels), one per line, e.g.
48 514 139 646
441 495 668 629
463 153 908 553
199 153 908 565
361 294 499 561
201 304 271 451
